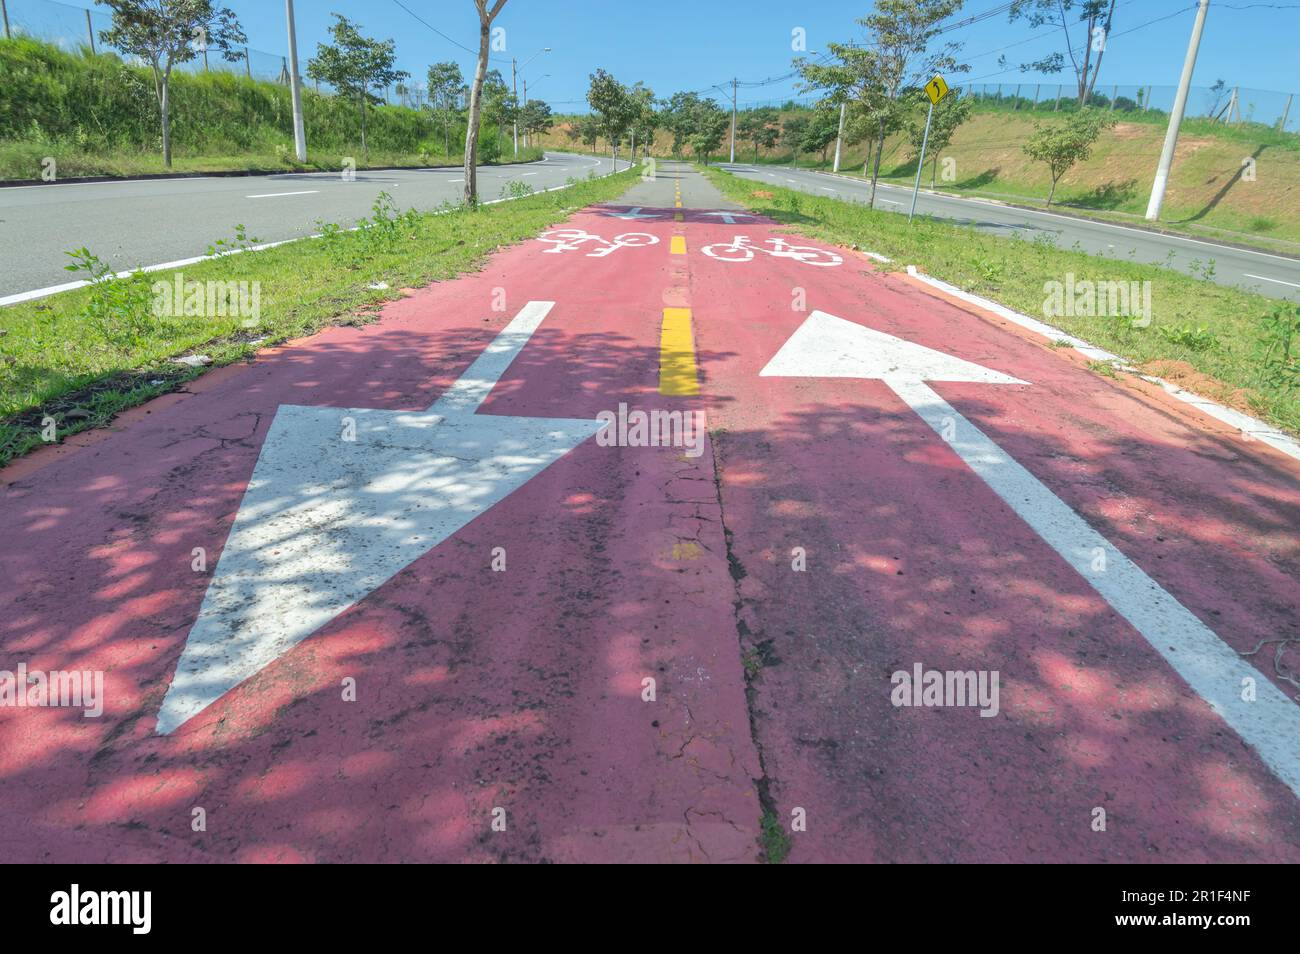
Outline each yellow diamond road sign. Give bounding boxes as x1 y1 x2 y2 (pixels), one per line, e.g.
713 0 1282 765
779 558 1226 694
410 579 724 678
925 75 950 105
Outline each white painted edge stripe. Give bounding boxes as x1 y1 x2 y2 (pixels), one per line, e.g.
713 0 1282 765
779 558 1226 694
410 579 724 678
1244 273 1300 288
246 190 320 199
0 155 629 308
902 267 1300 462
895 378 1300 799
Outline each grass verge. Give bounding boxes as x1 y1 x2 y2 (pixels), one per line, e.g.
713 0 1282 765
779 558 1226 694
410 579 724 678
0 167 638 467
702 165 1300 438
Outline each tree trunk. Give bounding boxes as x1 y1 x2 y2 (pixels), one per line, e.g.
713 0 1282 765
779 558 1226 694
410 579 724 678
1047 176 1058 207
868 117 886 208
463 22 491 204
160 74 172 168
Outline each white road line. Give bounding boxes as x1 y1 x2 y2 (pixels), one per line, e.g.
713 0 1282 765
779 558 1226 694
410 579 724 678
246 190 320 199
893 377 1300 799
820 186 836 192
1244 273 1300 288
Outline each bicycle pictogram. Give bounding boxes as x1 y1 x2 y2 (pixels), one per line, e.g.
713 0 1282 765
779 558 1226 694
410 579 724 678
536 228 660 257
700 235 842 267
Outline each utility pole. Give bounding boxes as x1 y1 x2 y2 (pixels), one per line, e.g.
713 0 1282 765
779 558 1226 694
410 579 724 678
512 58 519 157
522 78 527 148
832 99 846 172
2 0 10 41
285 0 307 163
729 78 737 162
86 9 96 53
1145 0 1210 221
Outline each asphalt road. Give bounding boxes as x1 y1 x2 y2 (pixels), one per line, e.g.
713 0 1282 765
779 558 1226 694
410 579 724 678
0 151 627 301
716 162 1300 301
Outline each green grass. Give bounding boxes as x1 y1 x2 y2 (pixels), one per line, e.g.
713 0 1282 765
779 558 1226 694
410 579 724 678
0 36 537 179
703 165 1300 436
0 167 638 466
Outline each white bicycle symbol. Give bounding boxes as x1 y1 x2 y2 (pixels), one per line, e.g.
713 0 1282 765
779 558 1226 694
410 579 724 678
537 228 660 257
701 235 842 267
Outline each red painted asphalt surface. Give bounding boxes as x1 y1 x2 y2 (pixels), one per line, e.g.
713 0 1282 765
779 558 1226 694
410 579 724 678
2 169 1299 862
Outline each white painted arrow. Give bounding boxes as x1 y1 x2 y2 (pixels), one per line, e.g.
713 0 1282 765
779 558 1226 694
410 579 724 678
602 206 662 220
763 310 1300 799
156 301 601 734
698 211 754 225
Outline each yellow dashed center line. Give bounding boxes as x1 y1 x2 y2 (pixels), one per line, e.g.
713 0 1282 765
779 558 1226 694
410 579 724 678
659 307 699 396
670 235 687 255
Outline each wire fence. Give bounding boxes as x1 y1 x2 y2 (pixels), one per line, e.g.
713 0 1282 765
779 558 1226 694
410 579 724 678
967 82 1298 133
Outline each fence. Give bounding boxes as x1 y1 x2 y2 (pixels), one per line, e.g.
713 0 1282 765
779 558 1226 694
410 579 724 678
967 82 1298 133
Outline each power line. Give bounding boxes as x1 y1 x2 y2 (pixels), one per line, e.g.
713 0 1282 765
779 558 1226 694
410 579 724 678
966 4 1197 82
389 0 510 64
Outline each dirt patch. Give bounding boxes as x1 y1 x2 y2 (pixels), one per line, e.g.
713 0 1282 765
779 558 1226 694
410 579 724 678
1140 359 1256 413
751 190 774 199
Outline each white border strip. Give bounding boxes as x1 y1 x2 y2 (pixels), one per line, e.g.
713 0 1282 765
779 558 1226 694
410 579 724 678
905 266 1300 463
0 154 630 308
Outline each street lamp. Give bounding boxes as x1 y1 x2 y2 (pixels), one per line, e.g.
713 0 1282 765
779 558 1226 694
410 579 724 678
513 46 551 156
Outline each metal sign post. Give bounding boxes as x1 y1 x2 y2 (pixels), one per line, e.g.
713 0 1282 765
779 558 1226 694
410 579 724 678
909 75 949 223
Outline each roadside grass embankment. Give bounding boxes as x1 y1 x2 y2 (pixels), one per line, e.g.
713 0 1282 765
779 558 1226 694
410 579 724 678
0 167 639 467
0 36 537 179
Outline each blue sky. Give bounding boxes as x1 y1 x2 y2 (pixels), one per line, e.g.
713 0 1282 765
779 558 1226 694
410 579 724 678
223 0 1297 110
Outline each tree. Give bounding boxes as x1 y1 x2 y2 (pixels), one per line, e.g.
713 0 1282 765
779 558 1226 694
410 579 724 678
798 0 965 206
306 14 407 162
803 107 841 164
428 60 466 156
1022 108 1115 206
481 69 515 155
738 108 780 161
577 115 601 154
907 90 972 186
519 99 553 146
689 100 729 162
627 82 658 157
463 0 508 204
587 69 635 164
782 114 810 166
1006 0 1116 107
97 0 246 168
661 91 706 156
